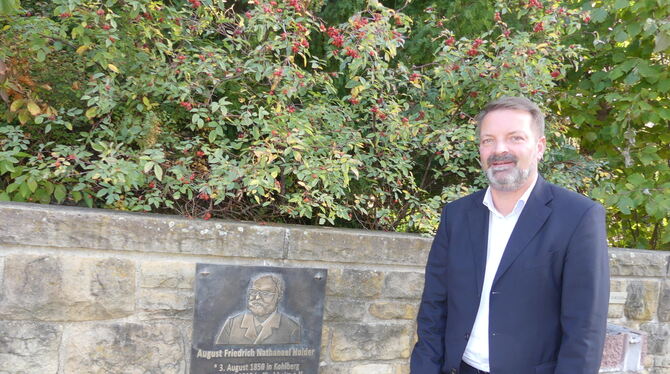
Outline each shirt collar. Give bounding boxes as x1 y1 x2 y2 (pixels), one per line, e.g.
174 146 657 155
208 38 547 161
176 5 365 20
482 173 538 218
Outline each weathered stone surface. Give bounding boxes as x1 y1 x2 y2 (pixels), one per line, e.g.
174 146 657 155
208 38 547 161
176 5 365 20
609 279 627 319
0 256 4 287
658 280 670 322
318 364 350 374
63 322 185 374
330 323 413 361
640 323 670 356
325 298 367 322
352 364 395 374
140 261 195 289
0 255 134 321
326 269 384 298
0 321 62 373
0 202 285 258
625 281 660 321
287 226 431 266
395 363 410 374
382 271 424 299
609 248 669 277
369 301 418 320
137 288 193 319
653 355 670 368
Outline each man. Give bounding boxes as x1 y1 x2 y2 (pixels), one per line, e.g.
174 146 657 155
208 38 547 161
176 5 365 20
216 273 301 345
410 97 609 374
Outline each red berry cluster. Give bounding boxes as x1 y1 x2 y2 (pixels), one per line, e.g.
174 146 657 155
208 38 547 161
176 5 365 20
527 0 543 9
445 36 455 46
533 22 544 32
327 27 344 48
352 16 368 30
188 0 201 8
345 47 359 58
287 0 304 12
179 101 193 110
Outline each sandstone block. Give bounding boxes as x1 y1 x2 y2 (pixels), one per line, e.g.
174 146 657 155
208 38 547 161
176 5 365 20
330 323 413 361
325 298 366 322
0 202 285 258
137 288 193 319
369 301 418 320
382 271 425 299
326 269 384 298
640 323 670 356
63 322 185 374
0 321 61 373
658 280 670 322
608 304 624 319
140 261 195 289
286 226 431 266
624 280 660 321
318 364 349 374
352 364 395 374
609 248 669 277
0 255 134 321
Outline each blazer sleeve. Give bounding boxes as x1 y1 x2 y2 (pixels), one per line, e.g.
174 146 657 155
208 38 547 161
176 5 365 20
555 203 610 374
410 205 450 374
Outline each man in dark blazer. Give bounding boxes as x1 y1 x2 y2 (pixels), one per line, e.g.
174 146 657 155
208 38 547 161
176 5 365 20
410 97 609 374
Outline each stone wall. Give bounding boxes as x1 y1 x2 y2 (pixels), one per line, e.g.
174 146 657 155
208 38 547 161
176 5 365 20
0 202 668 374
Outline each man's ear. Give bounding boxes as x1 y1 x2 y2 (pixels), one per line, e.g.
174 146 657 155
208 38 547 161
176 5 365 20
537 136 546 160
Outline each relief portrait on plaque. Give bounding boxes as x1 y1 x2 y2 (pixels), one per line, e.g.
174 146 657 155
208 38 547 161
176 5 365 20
215 273 301 345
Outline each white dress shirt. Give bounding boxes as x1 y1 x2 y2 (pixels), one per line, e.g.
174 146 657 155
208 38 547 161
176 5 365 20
462 175 538 371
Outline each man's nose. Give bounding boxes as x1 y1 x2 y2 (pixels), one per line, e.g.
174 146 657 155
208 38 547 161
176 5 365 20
494 140 509 154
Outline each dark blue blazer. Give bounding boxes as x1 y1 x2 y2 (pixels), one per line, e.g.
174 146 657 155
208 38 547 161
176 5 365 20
410 177 609 374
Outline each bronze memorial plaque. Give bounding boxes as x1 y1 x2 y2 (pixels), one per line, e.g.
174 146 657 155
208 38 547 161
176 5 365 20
190 264 327 374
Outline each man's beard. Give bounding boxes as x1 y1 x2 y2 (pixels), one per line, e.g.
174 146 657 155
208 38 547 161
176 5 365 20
249 300 275 317
484 153 534 192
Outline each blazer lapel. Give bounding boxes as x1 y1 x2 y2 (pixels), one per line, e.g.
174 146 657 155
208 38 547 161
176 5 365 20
492 177 553 286
467 191 489 298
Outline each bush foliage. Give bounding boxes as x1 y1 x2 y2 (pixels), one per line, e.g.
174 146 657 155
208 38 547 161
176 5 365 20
0 0 667 249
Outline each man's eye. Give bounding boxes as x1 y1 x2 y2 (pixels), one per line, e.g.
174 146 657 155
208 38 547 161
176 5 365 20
481 139 493 145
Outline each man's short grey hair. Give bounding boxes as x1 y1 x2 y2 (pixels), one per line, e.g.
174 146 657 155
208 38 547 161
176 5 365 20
475 96 545 138
251 273 284 300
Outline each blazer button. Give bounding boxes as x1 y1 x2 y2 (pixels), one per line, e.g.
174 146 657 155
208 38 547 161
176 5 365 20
450 369 457 374
464 333 470 340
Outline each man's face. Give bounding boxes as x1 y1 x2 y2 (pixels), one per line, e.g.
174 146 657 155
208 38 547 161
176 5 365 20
479 109 545 192
247 277 279 317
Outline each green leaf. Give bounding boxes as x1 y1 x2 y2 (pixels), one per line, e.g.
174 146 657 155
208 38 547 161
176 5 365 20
107 64 120 73
623 71 640 85
0 191 9 201
613 0 628 10
10 99 24 112
85 107 97 119
54 184 66 203
26 101 40 116
153 164 163 181
0 0 21 15
614 30 628 43
654 32 670 53
617 195 635 214
591 8 608 23
27 177 37 193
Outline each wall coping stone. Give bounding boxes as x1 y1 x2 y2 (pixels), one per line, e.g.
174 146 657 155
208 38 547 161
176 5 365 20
1 202 668 269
